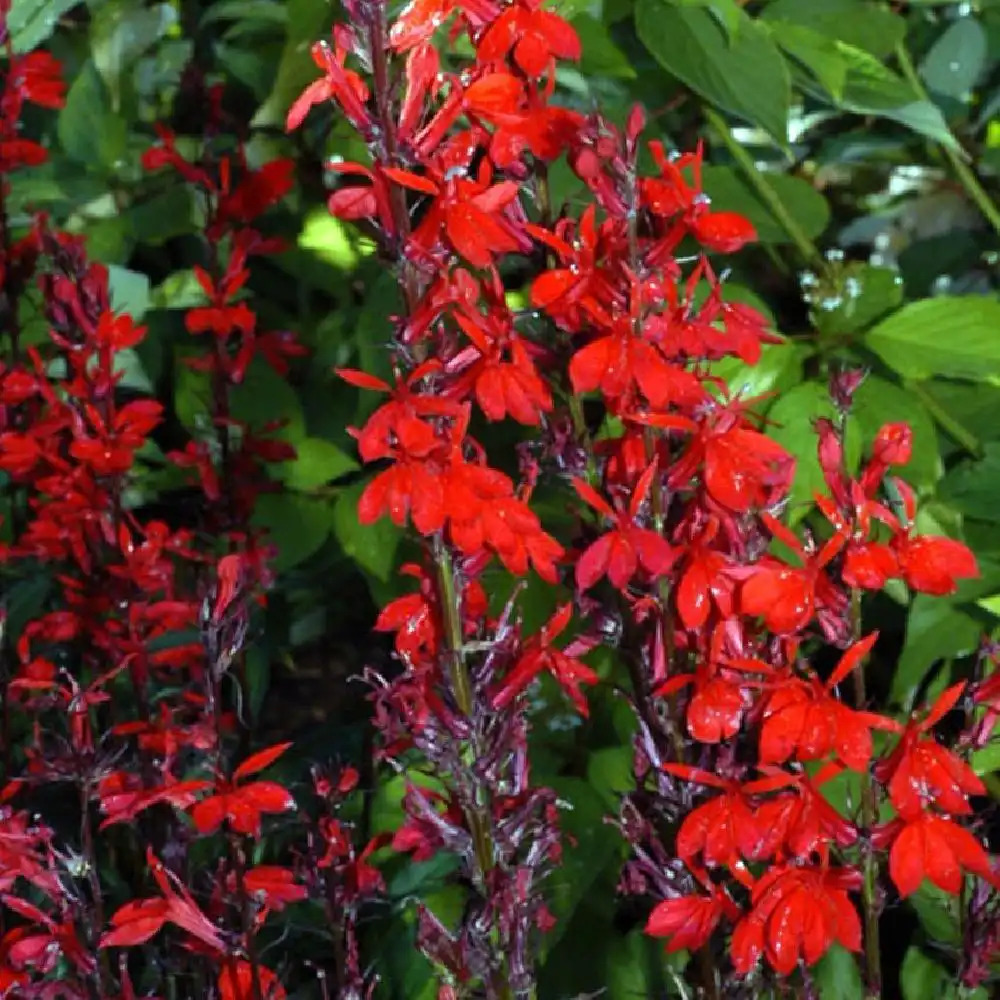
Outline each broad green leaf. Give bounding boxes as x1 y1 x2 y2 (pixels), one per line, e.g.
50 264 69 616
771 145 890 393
893 594 981 708
807 264 904 337
635 0 791 142
8 0 81 52
586 746 635 810
770 22 848 100
920 17 988 100
112 349 153 393
127 187 196 246
711 341 808 400
864 296 1000 381
252 0 331 128
701 165 829 243
91 1 177 109
813 944 864 1000
229 359 306 442
57 61 128 169
900 946 987 1000
274 438 358 492
152 269 213 310
670 0 743 39
575 14 635 79
251 493 334 573
835 43 958 150
908 885 961 947
940 443 1000 520
331 480 402 585
760 0 905 60
107 265 151 320
541 777 623 950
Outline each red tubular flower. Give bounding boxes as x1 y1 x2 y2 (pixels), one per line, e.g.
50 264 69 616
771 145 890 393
492 604 598 715
573 462 677 591
190 743 296 839
881 814 997 898
731 864 862 975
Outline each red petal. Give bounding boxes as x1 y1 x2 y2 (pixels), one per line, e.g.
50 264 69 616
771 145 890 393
234 742 292 781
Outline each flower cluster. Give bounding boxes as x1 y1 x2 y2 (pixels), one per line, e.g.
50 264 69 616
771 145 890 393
0 39 378 999
286 0 998 996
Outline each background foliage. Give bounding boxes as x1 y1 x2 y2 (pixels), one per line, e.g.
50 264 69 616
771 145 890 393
5 0 1000 996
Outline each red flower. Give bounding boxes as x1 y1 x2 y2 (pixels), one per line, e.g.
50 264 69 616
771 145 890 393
573 462 676 591
492 604 598 715
218 961 286 1000
881 813 997 898
476 1 581 76
739 513 847 635
758 633 888 771
101 849 225 953
731 864 862 974
191 743 296 838
875 683 985 820
646 876 740 954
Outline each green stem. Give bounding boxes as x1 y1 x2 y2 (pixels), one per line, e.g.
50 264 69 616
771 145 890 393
433 540 513 1000
850 588 882 999
702 105 825 269
906 380 984 460
895 42 1000 239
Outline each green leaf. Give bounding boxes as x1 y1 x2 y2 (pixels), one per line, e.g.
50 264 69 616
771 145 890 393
761 0 905 60
331 480 402 585
813 944 864 1000
770 21 848 100
670 0 743 39
8 0 81 52
229 359 306 442
635 0 791 142
152 269 213 310
908 885 962 948
252 0 331 128
832 43 958 150
107 265 151 320
541 777 623 951
940 443 1000 520
111 349 153 393
893 594 981 708
920 17 988 100
701 165 829 243
274 438 358 492
899 946 986 1000
586 746 635 811
127 187 196 245
91 1 177 109
807 264 904 337
57 62 127 170
864 296 1000 381
710 341 808 400
251 493 334 573
574 14 636 79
